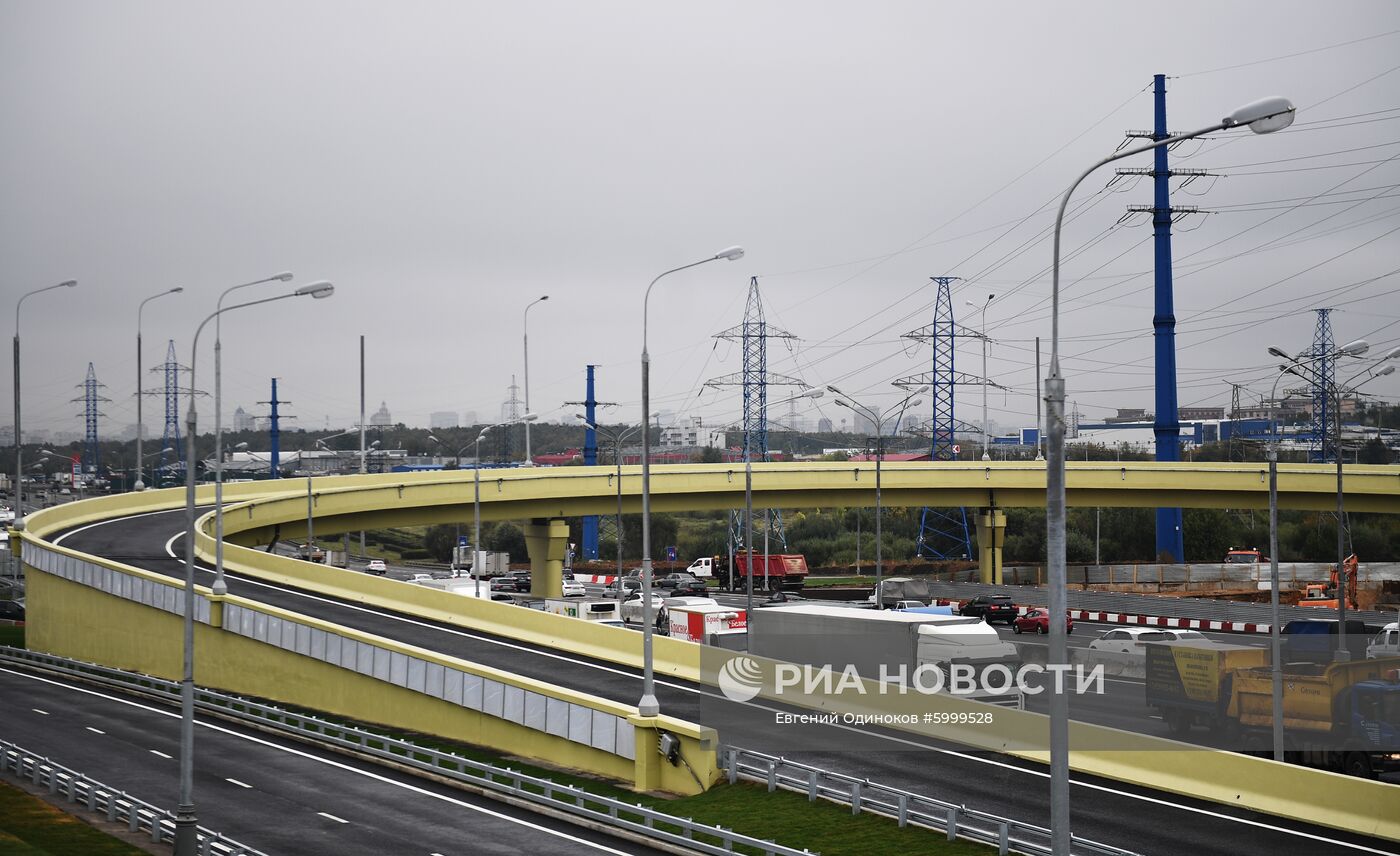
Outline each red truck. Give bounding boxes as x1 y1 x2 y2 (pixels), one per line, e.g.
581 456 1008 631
707 553 809 592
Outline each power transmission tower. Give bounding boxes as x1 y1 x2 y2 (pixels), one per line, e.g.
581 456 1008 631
256 378 296 477
897 276 991 561
706 276 804 550
1309 308 1336 463
499 376 522 463
1229 382 1244 461
72 363 110 475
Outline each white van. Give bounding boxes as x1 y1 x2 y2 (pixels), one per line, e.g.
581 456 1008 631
1367 623 1399 660
684 557 714 578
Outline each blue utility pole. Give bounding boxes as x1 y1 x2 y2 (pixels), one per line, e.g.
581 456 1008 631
268 378 282 479
582 364 600 560
1150 73 1185 562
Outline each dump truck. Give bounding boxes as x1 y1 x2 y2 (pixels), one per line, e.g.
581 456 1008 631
1146 640 1400 778
711 553 809 592
751 604 1024 708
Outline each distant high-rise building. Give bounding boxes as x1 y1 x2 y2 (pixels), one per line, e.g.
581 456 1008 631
816 417 833 434
233 406 255 432
370 401 393 427
463 410 478 426
430 411 459 429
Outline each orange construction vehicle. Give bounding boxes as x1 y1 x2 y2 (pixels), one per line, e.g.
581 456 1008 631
1299 554 1358 610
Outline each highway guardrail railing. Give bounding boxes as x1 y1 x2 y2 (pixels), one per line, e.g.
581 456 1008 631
0 648 812 856
720 746 1141 856
0 736 267 856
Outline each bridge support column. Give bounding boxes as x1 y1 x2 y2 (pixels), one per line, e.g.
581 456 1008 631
976 509 1006 584
524 518 568 599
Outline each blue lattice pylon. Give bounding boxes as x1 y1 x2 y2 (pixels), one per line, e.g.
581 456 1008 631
71 362 110 474
900 276 972 560
1309 309 1334 463
707 276 804 551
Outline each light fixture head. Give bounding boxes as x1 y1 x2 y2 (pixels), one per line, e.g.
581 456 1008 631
1337 339 1369 357
1383 346 1400 361
271 271 295 282
235 442 249 451
169 286 185 294
59 280 77 288
295 280 334 299
1226 96 1296 134
715 246 745 261
521 413 539 422
906 398 923 408
1267 346 1291 360
1376 365 1396 378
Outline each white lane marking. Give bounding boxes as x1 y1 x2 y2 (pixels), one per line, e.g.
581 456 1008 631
150 749 172 759
318 812 348 824
52 507 195 547
32 708 48 715
60 511 1381 853
0 668 638 856
85 726 105 734
226 778 253 789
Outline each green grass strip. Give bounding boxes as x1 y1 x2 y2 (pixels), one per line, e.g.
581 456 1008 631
0 780 150 856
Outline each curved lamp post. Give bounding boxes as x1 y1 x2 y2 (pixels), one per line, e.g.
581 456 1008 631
12 279 77 532
135 287 184 491
827 386 925 608
473 414 536 596
639 245 743 716
965 295 995 460
211 272 294 596
1045 95 1294 855
175 280 332 855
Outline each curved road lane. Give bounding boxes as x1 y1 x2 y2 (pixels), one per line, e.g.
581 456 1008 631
39 508 1400 856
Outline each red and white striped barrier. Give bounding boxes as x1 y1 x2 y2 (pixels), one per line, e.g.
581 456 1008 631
572 573 617 585
929 598 1269 634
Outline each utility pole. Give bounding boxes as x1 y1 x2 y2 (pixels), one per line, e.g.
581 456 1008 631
565 365 617 561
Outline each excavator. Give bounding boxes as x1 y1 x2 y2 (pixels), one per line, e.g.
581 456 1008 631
1299 554 1359 610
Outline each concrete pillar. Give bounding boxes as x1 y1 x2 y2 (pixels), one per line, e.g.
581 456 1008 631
524 517 568 599
976 509 1007 584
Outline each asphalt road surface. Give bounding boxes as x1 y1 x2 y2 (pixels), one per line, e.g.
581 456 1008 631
36 508 1400 856
0 666 667 856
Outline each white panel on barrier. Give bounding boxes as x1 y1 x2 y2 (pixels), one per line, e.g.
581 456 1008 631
590 711 616 754
567 704 592 745
295 624 312 656
280 619 297 651
425 663 445 700
196 597 210 625
545 697 569 738
309 628 326 661
265 616 282 647
615 720 635 761
463 673 483 710
407 658 426 694
356 641 376 676
389 652 408 687
503 685 524 724
254 612 269 643
482 679 504 719
444 669 465 706
373 647 391 682
324 632 340 665
523 691 546 732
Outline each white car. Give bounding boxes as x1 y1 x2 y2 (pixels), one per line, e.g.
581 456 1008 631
365 559 387 575
1088 628 1172 654
561 581 586 597
408 573 434 583
621 592 666 625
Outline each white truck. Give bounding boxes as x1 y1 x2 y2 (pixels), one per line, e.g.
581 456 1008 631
414 577 493 598
750 603 1025 708
454 548 510 577
668 602 747 645
684 557 715 579
1369 623 1399 660
545 598 621 624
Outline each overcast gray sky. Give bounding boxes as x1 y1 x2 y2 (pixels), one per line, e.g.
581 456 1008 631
4 1 1399 445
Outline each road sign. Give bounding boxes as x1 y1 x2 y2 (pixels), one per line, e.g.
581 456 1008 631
458 535 468 546
952 444 961 454
666 545 677 562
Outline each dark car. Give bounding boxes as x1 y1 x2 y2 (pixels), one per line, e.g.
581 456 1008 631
508 571 532 592
959 594 1017 624
655 573 707 595
489 577 517 593
0 600 25 621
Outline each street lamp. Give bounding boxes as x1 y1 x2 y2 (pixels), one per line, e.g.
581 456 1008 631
828 386 924 608
12 279 78 532
136 287 184 492
176 279 332 855
523 295 549 465
577 415 642 610
1271 341 1398 664
211 272 295 597
472 414 537 596
965 295 995 461
639 245 743 716
1045 95 1295 854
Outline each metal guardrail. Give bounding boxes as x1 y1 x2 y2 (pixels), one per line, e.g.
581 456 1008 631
0 738 267 856
0 648 812 856
842 580 1397 626
719 747 1143 856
